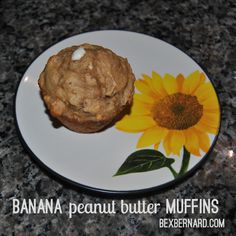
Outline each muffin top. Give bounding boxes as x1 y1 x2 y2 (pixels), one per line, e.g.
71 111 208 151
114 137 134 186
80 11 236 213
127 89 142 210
38 44 135 123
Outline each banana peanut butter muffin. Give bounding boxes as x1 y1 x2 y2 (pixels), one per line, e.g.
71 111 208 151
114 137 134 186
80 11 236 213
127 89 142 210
38 44 135 133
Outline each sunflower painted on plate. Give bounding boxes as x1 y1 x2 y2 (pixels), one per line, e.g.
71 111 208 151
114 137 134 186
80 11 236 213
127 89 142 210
115 70 220 156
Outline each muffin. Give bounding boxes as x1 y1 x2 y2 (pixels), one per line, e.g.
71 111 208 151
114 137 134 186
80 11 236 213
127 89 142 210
38 43 135 133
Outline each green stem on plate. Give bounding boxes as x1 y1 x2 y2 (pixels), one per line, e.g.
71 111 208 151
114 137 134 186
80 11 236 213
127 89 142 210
168 165 178 179
178 147 191 177
168 147 191 179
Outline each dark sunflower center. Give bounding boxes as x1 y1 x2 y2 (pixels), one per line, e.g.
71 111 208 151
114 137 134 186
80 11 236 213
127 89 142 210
152 93 203 130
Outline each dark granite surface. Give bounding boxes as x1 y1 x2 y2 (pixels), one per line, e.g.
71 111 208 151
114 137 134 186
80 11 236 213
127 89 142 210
1 0 236 235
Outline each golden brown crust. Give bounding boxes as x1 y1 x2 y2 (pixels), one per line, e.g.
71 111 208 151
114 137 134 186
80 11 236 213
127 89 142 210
38 43 135 133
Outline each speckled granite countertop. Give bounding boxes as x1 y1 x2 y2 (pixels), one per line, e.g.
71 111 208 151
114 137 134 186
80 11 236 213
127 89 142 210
1 0 236 235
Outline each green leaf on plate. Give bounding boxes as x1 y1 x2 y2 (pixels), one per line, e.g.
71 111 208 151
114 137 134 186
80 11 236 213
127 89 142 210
114 149 175 176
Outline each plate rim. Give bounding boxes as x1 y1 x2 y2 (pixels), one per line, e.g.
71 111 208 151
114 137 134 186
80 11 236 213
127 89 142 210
14 30 222 197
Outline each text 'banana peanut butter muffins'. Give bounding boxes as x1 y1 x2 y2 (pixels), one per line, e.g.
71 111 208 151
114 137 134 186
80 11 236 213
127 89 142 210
38 44 135 133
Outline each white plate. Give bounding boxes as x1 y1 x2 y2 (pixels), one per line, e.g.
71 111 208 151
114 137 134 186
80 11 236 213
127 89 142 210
15 30 220 195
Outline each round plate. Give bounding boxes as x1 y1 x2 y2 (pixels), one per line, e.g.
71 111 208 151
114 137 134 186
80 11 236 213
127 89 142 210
15 30 221 196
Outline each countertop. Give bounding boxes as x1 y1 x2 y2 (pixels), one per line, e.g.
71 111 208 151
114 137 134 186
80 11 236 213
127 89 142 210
0 0 236 235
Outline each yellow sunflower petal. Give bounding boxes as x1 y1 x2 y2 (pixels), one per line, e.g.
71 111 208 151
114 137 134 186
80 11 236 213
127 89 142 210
204 107 219 113
200 112 220 129
142 74 152 84
133 93 155 104
194 82 216 103
195 129 210 153
200 72 206 82
154 142 160 150
162 73 178 94
176 74 184 92
151 71 168 97
184 128 201 156
141 74 158 93
194 113 220 134
137 126 168 148
135 79 158 98
201 96 219 110
131 99 152 115
170 131 185 156
115 115 156 133
182 70 205 94
163 132 172 156
194 72 206 94
194 119 219 135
